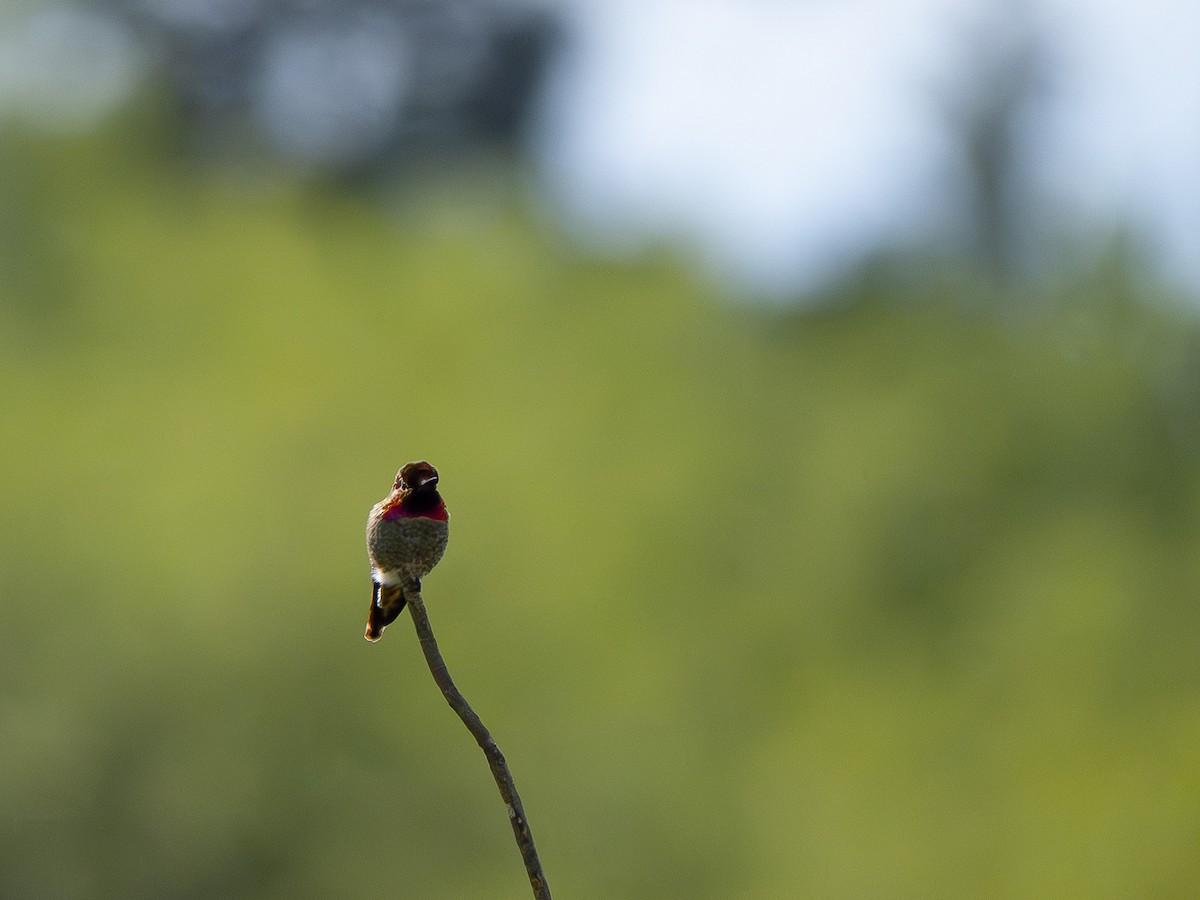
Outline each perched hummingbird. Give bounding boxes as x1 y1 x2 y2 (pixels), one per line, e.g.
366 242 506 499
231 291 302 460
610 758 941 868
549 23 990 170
364 460 450 642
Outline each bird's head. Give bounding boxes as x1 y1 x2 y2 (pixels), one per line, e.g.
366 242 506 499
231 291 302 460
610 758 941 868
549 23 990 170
380 460 447 521
395 460 440 495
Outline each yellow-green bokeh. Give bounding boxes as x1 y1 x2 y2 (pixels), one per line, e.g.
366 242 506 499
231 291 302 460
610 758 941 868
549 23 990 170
3 127 1200 899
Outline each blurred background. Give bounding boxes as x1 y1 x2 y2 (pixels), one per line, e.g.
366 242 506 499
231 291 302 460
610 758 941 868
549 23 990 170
2 0 1200 897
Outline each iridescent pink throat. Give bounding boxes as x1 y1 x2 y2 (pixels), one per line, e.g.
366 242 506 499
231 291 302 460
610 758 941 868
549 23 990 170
382 496 448 522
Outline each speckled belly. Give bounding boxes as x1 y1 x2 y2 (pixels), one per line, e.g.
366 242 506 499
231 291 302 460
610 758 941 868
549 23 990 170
367 514 449 582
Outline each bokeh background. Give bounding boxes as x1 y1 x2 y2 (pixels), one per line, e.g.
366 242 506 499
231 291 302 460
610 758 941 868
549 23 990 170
3 1 1200 897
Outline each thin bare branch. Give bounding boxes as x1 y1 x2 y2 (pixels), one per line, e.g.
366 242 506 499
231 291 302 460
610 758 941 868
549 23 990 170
404 585 551 900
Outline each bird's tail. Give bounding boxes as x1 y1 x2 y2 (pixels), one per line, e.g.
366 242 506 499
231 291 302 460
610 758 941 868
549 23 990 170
364 581 410 642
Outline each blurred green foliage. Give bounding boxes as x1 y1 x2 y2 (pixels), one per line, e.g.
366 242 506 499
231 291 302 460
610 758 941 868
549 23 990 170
3 125 1200 899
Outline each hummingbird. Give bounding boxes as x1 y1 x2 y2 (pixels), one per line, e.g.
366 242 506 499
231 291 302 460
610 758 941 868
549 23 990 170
364 460 450 642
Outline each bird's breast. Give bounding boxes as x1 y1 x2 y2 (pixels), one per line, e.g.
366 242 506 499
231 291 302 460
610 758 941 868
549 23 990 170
366 512 449 577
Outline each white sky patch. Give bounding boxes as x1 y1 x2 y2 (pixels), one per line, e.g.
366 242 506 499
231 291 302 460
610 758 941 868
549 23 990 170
537 0 984 294
0 4 144 133
537 0 1200 297
1029 0 1200 287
